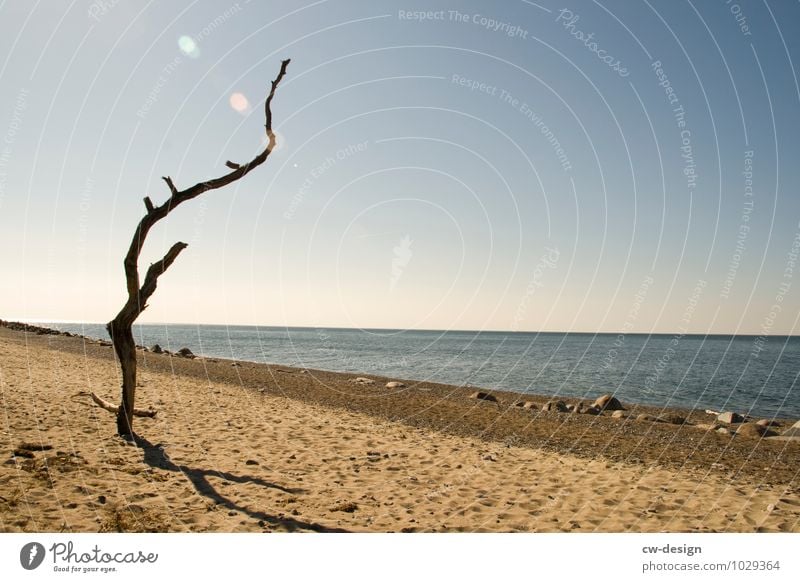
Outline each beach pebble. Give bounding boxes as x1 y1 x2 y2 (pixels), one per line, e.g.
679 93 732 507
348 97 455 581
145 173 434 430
245 459 259 466
542 400 568 413
385 381 406 388
593 394 624 411
351 377 375 385
735 423 777 438
756 419 781 428
783 420 800 437
611 410 625 419
716 427 732 436
693 423 717 431
469 391 498 403
582 405 601 416
522 401 539 410
330 501 358 513
150 344 163 354
717 411 744 424
659 414 686 425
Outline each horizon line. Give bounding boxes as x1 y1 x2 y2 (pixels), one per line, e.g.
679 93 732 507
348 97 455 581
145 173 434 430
8 318 799 339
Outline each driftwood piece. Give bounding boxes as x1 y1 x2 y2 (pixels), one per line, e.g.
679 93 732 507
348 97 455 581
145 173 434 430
80 391 157 418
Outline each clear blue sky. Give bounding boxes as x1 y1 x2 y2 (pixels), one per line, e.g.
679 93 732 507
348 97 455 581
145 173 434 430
1 0 799 334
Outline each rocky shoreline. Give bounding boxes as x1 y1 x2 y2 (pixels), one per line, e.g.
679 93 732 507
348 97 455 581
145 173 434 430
2 320 798 487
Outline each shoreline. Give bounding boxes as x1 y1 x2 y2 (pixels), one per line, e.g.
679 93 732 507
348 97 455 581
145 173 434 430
12 320 799 420
1 323 799 532
2 321 799 484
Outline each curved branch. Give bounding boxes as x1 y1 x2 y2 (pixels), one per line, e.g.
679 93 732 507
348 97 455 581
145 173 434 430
117 59 291 309
84 391 157 418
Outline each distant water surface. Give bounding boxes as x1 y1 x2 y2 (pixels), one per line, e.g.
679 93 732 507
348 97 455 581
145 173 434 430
47 323 799 418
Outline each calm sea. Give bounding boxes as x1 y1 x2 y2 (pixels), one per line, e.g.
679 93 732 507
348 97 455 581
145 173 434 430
46 323 800 419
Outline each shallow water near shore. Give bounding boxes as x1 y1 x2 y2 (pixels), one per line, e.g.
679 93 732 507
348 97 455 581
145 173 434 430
46 323 800 418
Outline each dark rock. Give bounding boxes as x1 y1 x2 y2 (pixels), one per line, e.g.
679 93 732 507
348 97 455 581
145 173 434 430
177 347 195 358
245 459 259 466
593 394 624 411
659 414 687 425
469 391 498 403
150 344 163 354
330 501 358 513
582 405 601 416
542 400 568 413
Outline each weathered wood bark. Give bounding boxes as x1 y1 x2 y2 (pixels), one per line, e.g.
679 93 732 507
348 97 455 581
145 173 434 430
82 391 156 417
106 59 290 438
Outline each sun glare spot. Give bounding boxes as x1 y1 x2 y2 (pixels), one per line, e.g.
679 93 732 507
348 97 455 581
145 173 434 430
229 92 250 114
178 36 199 58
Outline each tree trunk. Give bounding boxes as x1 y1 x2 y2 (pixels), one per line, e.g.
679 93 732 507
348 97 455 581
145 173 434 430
108 320 136 438
103 59 289 440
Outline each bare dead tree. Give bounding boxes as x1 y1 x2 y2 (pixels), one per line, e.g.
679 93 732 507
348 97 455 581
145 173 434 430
105 59 290 439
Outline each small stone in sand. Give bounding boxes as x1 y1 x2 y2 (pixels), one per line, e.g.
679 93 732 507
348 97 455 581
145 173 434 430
469 391 498 403
542 400 568 413
386 381 406 388
735 423 778 438
351 377 375 385
582 405 601 416
717 411 744 424
636 414 660 423
659 414 686 426
783 420 800 437
330 501 358 513
756 419 781 428
150 344 163 354
611 410 625 419
245 459 259 466
693 423 717 431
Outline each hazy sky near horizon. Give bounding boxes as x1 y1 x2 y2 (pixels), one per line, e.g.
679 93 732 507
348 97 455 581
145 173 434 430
1 0 799 334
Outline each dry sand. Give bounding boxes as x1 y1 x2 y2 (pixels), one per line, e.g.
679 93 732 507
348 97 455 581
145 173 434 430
1 326 798 532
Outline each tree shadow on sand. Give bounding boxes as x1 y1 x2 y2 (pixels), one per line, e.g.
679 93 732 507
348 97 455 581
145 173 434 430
133 435 348 532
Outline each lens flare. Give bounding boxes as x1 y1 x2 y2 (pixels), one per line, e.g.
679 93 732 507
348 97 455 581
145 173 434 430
229 92 249 114
178 36 199 58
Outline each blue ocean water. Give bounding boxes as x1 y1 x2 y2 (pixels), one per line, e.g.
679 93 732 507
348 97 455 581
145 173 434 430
47 323 799 418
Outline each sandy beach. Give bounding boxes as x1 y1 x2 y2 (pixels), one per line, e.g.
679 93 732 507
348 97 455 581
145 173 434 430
1 324 798 533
